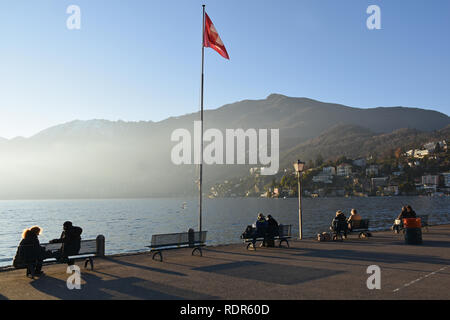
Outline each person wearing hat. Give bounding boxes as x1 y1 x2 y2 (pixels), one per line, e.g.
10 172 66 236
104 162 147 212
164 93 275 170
49 221 83 265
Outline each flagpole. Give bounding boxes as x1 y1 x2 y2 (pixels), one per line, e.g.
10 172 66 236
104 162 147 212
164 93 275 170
199 4 205 233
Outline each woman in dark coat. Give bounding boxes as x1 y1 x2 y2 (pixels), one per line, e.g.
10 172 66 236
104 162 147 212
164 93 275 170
266 215 279 247
13 226 46 276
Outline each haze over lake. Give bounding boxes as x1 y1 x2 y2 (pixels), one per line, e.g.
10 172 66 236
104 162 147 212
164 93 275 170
1 196 449 267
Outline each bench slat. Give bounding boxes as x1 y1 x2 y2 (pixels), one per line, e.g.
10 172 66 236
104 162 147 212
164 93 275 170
41 239 97 256
151 231 207 247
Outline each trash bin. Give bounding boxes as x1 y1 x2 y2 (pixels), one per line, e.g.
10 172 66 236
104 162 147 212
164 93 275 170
403 218 422 245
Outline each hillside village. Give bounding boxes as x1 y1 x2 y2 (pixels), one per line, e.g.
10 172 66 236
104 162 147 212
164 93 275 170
209 140 450 198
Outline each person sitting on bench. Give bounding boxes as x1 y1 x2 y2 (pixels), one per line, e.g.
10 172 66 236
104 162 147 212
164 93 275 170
347 209 362 231
331 210 348 239
392 206 407 233
49 221 83 265
13 226 47 277
252 213 268 248
266 214 279 247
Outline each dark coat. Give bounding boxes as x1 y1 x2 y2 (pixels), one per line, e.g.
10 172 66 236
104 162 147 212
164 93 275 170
332 213 348 232
255 219 268 237
13 234 44 268
267 217 279 236
398 210 417 220
51 226 82 257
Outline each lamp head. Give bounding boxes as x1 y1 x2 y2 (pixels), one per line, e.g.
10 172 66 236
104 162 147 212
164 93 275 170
293 160 305 172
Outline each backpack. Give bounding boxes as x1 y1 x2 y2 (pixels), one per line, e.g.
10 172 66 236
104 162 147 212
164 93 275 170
317 232 332 242
241 225 254 239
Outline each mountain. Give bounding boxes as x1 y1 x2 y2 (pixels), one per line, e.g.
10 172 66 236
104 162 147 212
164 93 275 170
279 124 450 169
0 95 448 199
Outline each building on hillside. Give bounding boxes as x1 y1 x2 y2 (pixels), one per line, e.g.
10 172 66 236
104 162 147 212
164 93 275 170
406 149 430 159
337 164 352 176
353 158 367 167
422 175 440 186
312 173 333 184
371 177 389 191
322 166 336 175
384 185 399 196
424 140 448 152
366 165 379 176
443 172 450 187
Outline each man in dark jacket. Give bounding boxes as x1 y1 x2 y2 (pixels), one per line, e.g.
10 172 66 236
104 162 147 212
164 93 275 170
251 213 268 248
50 221 82 265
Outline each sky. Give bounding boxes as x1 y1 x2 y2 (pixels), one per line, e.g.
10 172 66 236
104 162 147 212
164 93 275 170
0 0 449 138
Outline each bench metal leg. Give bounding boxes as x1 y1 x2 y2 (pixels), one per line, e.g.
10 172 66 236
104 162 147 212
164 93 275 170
192 247 203 257
278 239 290 248
84 257 94 270
152 251 163 262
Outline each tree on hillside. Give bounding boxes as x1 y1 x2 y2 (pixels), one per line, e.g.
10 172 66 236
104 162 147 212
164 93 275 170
315 154 324 167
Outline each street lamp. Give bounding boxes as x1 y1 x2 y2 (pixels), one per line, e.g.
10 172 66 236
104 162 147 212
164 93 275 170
293 160 305 240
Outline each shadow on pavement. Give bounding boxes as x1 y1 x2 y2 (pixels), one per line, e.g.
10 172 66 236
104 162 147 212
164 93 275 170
193 260 344 285
30 273 218 300
104 257 187 277
0 293 8 300
293 248 450 265
384 240 450 248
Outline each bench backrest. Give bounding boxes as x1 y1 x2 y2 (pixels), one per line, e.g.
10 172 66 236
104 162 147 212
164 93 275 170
352 219 369 229
278 224 292 238
151 231 207 248
42 239 97 256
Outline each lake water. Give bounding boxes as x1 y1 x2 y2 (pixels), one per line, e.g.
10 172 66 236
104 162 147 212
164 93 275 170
1 196 449 267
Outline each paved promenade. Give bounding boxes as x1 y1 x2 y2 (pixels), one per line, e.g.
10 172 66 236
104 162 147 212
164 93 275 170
1 225 449 300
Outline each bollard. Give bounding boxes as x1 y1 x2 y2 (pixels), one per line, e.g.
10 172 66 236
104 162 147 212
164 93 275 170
188 228 195 248
96 235 105 256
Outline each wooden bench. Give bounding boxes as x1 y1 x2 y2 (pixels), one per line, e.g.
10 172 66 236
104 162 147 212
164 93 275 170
332 219 370 241
147 230 207 262
242 224 292 250
20 236 105 279
348 219 371 238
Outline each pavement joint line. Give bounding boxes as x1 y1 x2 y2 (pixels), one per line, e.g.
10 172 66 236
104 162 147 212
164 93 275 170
392 265 449 293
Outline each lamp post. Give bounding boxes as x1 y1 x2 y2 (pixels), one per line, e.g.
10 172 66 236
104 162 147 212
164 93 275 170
293 160 305 240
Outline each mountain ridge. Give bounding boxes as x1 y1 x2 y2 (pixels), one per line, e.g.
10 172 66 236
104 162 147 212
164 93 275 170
0 95 448 199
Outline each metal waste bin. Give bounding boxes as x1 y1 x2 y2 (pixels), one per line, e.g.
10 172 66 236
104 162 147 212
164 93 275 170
403 218 423 245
